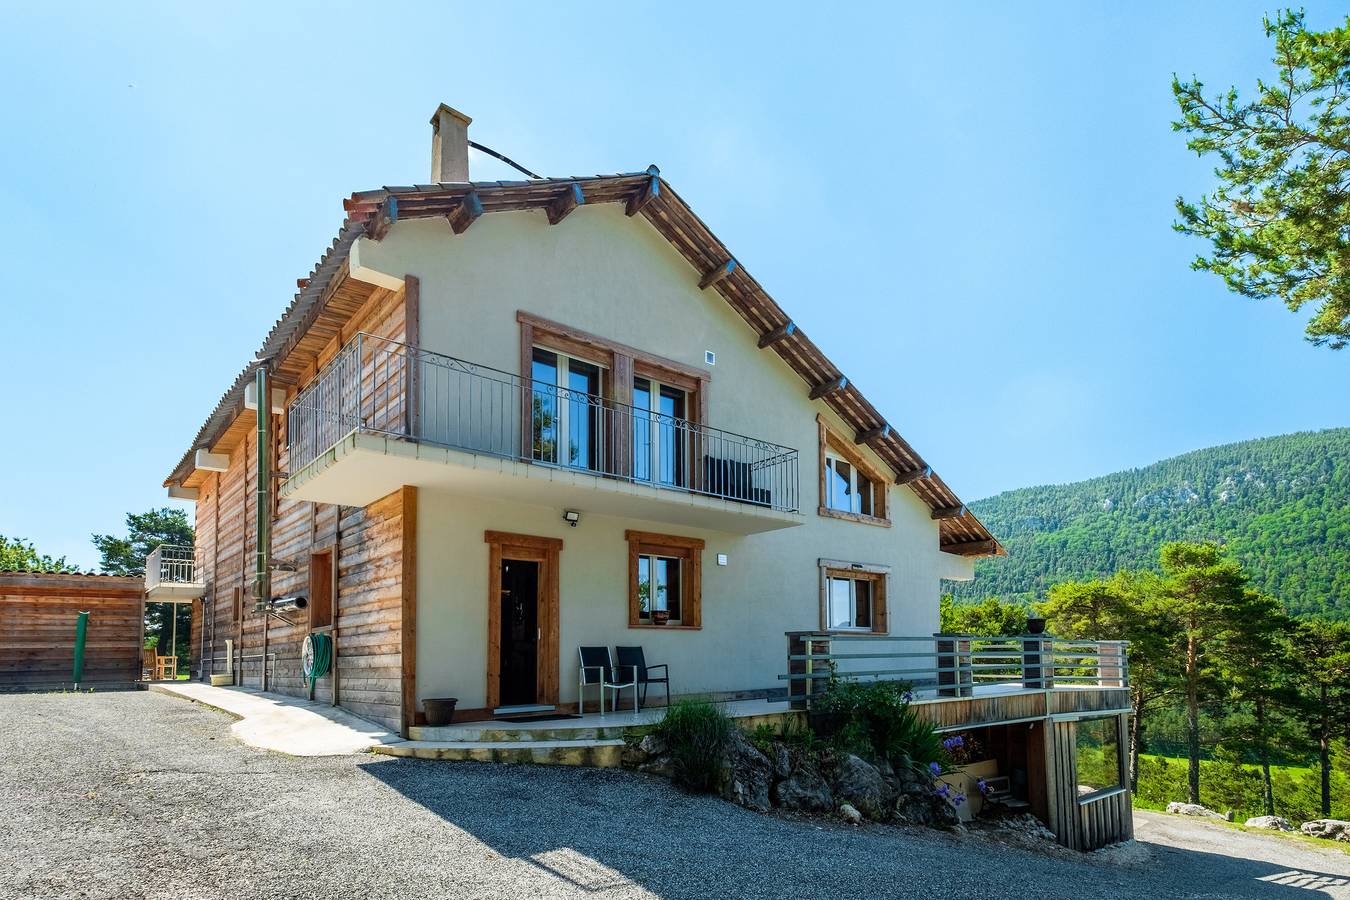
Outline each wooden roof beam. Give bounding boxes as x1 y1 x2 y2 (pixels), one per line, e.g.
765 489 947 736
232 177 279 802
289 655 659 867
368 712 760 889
625 166 661 217
698 259 737 290
367 196 399 241
446 191 484 234
547 183 585 225
854 424 890 445
930 504 967 520
895 465 932 485
941 538 1001 556
757 321 796 348
808 375 848 400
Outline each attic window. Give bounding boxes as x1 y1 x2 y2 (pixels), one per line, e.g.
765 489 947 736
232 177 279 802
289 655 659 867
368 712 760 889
816 415 889 526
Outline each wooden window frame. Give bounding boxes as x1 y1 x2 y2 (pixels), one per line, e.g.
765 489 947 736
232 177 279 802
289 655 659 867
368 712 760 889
484 531 563 710
625 530 704 630
232 586 243 623
308 548 335 631
518 311 711 481
816 415 890 527
817 558 889 635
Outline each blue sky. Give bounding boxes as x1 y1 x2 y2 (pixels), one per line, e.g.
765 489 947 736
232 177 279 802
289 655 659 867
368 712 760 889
2 2 1346 570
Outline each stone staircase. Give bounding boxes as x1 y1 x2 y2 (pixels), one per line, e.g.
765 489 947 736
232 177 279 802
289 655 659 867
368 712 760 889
372 721 630 767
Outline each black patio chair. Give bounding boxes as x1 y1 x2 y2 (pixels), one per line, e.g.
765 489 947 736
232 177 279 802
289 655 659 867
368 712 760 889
615 645 670 709
578 646 637 715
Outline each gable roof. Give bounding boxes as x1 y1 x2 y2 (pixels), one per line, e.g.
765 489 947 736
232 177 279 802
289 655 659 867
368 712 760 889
166 169 1003 557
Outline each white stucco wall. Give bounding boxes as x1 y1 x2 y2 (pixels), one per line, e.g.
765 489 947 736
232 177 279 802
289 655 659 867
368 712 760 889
349 204 976 709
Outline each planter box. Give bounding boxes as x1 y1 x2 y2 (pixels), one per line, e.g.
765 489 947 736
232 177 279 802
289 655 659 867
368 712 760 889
937 759 998 821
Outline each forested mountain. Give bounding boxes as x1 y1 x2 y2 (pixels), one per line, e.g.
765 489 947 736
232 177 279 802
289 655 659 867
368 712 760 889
953 429 1350 621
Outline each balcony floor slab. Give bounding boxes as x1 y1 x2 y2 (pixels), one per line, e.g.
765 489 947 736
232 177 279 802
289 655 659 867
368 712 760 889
281 431 803 535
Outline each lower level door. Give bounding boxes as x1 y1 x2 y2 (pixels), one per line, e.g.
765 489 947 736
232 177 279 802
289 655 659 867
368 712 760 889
499 558 540 707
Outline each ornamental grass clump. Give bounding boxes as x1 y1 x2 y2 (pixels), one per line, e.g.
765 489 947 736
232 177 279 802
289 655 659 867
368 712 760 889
659 698 732 792
812 676 946 778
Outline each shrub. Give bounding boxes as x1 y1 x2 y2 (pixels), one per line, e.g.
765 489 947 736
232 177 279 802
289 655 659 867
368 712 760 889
812 676 945 777
659 698 732 792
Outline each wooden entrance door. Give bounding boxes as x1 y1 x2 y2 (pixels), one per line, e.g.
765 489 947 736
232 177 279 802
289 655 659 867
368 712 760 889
484 532 562 711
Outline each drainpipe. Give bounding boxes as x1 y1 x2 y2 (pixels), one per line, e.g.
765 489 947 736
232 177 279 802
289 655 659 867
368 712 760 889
253 362 273 689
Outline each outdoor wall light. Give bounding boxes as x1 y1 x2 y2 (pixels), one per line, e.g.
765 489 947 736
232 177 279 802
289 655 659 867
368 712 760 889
563 510 581 527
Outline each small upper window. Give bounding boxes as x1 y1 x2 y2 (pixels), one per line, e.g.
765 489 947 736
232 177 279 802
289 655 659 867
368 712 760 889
825 455 875 516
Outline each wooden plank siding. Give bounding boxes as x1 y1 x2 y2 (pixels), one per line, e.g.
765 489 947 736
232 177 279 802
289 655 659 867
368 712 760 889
190 277 414 732
0 573 145 689
1047 714 1135 851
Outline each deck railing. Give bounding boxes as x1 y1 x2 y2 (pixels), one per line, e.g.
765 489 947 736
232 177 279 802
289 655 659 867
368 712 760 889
144 545 198 592
286 332 800 512
782 632 1128 708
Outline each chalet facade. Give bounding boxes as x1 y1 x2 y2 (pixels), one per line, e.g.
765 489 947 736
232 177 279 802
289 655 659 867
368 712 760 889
159 105 1132 850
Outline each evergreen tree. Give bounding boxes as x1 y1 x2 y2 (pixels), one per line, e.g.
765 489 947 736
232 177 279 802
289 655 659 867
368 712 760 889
1291 619 1350 815
1156 542 1251 806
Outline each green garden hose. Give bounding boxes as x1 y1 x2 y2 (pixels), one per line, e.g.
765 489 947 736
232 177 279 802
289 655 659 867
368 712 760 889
303 632 333 693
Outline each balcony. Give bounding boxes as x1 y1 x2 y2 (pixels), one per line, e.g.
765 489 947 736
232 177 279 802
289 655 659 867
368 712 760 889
281 334 802 534
144 544 205 601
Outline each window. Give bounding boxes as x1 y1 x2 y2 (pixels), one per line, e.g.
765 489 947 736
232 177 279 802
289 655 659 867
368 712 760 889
232 587 243 623
817 415 889 524
818 560 888 633
827 575 872 630
825 454 875 516
1075 716 1123 796
532 348 604 471
626 530 704 629
633 377 688 487
309 550 333 629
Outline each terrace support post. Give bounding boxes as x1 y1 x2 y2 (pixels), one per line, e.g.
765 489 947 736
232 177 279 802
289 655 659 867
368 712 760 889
1098 640 1126 688
935 634 972 698
1022 634 1045 689
787 632 831 710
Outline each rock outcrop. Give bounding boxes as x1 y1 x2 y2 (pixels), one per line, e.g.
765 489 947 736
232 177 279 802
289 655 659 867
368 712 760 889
1166 802 1232 821
1300 819 1350 842
1244 815 1294 832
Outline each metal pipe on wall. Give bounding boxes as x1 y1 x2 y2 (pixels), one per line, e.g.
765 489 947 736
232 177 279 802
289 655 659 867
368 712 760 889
254 362 273 690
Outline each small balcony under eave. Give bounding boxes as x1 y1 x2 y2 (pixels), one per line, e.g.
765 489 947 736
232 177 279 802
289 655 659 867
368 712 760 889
278 334 803 535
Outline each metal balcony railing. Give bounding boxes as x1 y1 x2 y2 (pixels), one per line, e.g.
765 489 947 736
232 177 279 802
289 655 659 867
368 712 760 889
287 332 800 513
782 632 1130 708
144 545 198 592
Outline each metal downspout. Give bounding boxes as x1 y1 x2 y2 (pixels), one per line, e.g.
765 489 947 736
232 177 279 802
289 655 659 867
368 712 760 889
254 363 273 689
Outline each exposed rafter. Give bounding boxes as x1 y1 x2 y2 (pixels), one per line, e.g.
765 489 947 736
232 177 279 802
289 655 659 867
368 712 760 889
854 424 890 445
367 196 398 241
547 182 584 225
930 504 967 520
895 465 932 486
808 375 848 400
698 259 737 290
625 165 660 217
447 191 483 234
757 321 796 348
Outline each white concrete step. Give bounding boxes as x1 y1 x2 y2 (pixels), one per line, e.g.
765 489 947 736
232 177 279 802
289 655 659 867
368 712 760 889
374 738 625 767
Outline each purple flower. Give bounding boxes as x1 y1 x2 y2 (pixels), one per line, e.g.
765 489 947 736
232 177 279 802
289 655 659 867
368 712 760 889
976 778 988 794
934 784 951 798
901 691 914 703
954 793 967 806
929 761 942 776
942 736 964 750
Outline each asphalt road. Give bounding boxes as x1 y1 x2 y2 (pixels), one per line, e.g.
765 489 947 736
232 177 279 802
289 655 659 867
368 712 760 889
1 691 1347 900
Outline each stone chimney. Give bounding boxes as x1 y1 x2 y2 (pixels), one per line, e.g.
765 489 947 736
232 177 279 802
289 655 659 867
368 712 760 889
430 103 472 183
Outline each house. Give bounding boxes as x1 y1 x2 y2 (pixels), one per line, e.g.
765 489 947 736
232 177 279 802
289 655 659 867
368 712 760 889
157 104 1131 850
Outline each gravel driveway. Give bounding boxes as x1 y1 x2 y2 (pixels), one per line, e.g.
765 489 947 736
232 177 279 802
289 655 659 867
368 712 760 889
2 691 1347 900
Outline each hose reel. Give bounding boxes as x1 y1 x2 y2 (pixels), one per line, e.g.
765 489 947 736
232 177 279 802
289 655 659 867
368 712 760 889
302 632 333 694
